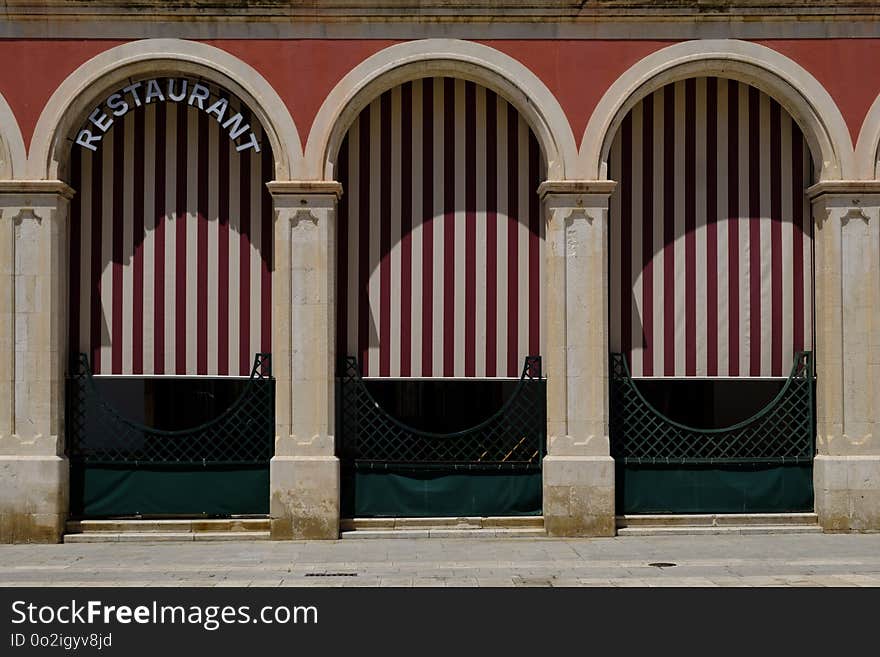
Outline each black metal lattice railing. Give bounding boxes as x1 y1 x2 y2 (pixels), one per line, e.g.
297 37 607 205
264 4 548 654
337 356 546 471
610 351 815 464
66 353 275 466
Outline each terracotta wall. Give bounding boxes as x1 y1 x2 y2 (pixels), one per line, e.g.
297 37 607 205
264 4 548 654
1 38 878 156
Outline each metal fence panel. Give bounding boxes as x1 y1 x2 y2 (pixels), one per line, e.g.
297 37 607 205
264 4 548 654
66 353 275 466
338 356 546 471
610 352 814 464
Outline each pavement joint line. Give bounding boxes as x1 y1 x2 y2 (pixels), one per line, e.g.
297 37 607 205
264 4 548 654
7 557 876 574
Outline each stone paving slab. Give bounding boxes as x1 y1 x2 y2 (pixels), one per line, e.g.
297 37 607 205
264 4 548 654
1 534 879 587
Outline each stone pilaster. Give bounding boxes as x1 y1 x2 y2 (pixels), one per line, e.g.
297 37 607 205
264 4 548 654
539 181 616 537
810 182 880 532
267 182 341 539
0 181 73 543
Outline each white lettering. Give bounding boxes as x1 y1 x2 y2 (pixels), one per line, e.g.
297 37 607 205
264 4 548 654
75 77 266 153
88 107 113 133
235 131 260 153
160 605 185 623
144 78 165 104
222 112 248 140
205 97 228 123
71 600 85 623
188 83 210 109
75 129 101 151
11 601 26 624
167 78 187 102
122 82 143 107
106 92 129 117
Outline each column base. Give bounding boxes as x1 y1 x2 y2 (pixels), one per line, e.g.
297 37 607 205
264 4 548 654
814 455 880 532
269 455 340 540
0 455 68 543
542 455 615 537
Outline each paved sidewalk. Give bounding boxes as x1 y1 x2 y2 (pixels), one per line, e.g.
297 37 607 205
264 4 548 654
1 534 879 587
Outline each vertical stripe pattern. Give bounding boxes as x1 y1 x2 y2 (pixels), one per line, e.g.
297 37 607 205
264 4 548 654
609 77 813 378
69 96 273 376
337 77 544 378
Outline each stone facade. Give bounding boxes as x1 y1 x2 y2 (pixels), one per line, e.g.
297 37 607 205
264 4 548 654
1 2 880 542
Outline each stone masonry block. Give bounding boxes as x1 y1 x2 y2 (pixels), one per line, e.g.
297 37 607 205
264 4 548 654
543 456 615 537
0 456 67 543
270 455 339 540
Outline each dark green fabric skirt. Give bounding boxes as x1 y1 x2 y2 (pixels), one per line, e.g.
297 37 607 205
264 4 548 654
616 462 813 514
341 467 542 518
69 464 269 517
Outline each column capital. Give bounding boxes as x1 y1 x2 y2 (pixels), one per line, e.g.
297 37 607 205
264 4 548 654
0 180 75 206
0 181 74 227
266 180 342 200
538 179 617 200
267 182 341 220
806 180 880 201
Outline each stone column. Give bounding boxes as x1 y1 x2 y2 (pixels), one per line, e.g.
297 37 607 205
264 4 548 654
539 181 617 537
267 182 341 539
810 182 880 531
0 181 73 543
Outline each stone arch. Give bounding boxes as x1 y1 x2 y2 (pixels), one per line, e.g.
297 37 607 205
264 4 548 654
0 89 27 179
303 39 578 181
854 92 880 179
580 39 854 183
27 38 303 181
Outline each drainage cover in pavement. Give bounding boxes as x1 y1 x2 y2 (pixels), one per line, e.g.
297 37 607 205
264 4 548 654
304 573 358 577
648 562 677 568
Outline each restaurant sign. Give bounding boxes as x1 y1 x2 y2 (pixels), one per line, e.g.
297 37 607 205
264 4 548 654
75 77 261 153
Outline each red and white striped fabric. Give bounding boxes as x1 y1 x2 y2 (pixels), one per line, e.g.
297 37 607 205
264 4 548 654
609 77 813 378
68 97 273 377
336 77 544 379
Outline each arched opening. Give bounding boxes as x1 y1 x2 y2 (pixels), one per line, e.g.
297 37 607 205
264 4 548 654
303 38 578 182
334 76 548 518
27 39 303 182
608 76 816 514
580 40 853 183
64 76 276 518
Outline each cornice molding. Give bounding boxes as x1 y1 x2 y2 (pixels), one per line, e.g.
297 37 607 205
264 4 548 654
0 180 75 200
538 180 617 198
3 1 880 20
806 180 880 199
266 181 344 198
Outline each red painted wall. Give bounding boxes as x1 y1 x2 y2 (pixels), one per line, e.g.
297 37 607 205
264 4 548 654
758 40 880 145
1 38 877 155
0 40 126 149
